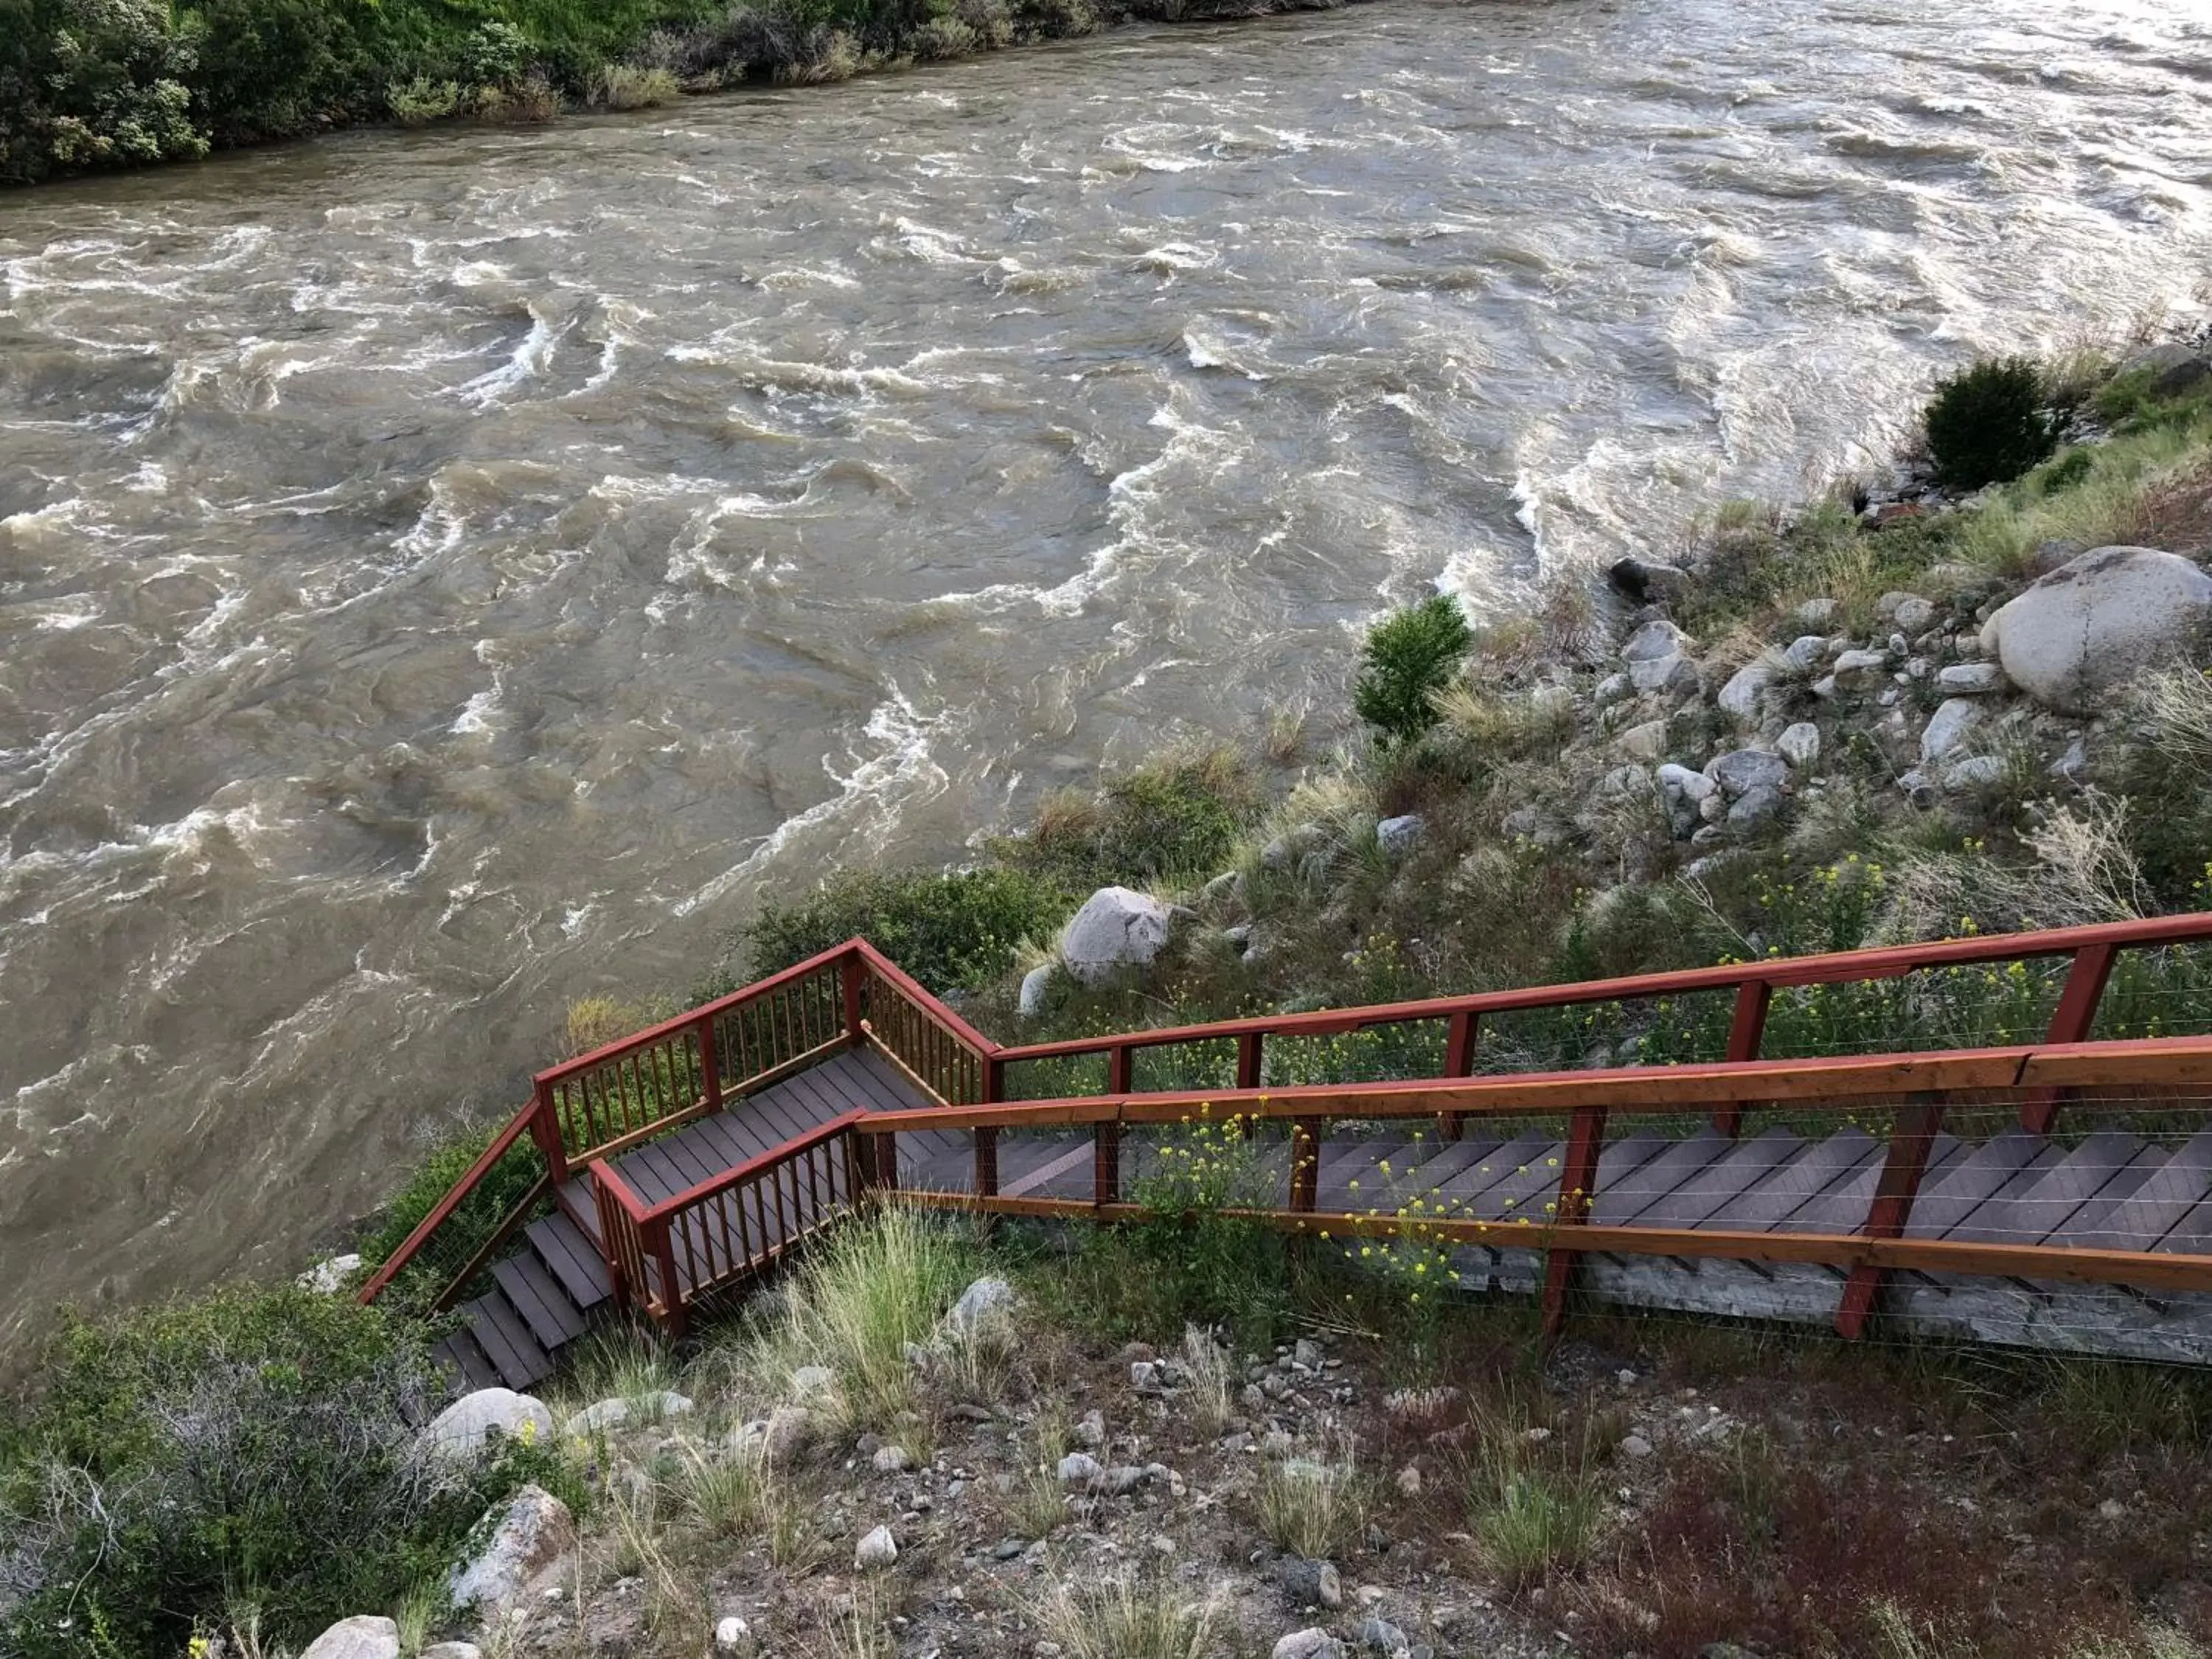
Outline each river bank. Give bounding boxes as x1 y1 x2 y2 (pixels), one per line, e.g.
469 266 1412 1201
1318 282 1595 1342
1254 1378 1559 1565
0 0 1360 187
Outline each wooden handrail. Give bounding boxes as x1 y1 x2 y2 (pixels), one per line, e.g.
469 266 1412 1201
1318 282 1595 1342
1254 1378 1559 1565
990 912 2212 1064
594 1109 872 1225
356 1097 539 1306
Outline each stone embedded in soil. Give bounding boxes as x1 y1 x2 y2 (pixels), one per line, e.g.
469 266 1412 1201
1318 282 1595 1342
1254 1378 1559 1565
872 1444 913 1472
1274 1630 1349 1659
712 1616 751 1655
855 1524 898 1569
299 1617 400 1659
1621 1433 1655 1458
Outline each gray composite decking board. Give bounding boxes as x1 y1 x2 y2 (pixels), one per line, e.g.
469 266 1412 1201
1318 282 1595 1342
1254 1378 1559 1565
1775 1144 1888 1235
1906 1130 2050 1238
495 1253 583 1350
1724 1127 1882 1233
436 1331 504 1392
530 1212 612 1310
2073 1130 2212 1252
1635 1130 1806 1231
1316 1141 1418 1209
1593 1131 1732 1225
1393 1137 1506 1196
1986 1131 2153 1245
1581 1134 1679 1222
1464 1141 1573 1222
2045 1144 2165 1248
1435 1133 1559 1211
470 1290 552 1388
1941 1141 2071 1245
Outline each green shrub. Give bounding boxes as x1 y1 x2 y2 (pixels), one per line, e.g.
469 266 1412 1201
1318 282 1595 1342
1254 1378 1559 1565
0 0 210 183
0 1284 571 1658
1923 357 2059 492
2039 448 2096 495
1007 748 1262 889
731 866 1067 995
1354 594 1473 745
356 1117 546 1307
187 0 344 144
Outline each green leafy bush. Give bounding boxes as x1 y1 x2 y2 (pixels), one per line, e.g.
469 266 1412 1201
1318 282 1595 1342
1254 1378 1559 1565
1923 357 2059 492
731 866 1068 995
1006 748 1262 888
1354 594 1474 745
0 1284 571 1658
0 0 210 182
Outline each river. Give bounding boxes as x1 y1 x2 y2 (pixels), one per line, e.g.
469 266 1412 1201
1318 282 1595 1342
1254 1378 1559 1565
1 0 2207 1349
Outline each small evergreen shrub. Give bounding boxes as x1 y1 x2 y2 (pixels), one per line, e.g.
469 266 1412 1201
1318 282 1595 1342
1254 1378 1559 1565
1007 748 1262 889
2039 448 2096 495
731 866 1067 995
0 1285 572 1658
1353 594 1473 745
1923 357 2059 491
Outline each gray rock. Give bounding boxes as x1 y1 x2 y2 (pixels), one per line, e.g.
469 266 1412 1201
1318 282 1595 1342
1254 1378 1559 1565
1375 815 1425 858
1359 1617 1411 1655
2118 342 2200 380
757 1402 816 1468
568 1391 693 1434
1657 762 1717 804
1018 963 1056 1019
1920 698 1985 764
1620 618 1691 664
872 1444 913 1472
1057 1452 1105 1486
1061 886 1173 986
946 1276 1017 1332
1276 1557 1343 1610
1795 597 1840 627
1621 1433 1655 1458
1592 671 1633 708
1980 546 2212 714
790 1364 837 1399
450 1485 577 1613
1596 762 1654 799
296 1253 363 1294
420 1644 481 1659
1944 754 2006 791
1727 785 1786 829
1776 723 1820 769
1899 768 1938 810
2155 357 2212 398
1880 593 1937 633
1630 650 1697 695
1273 1632 1348 1659
713 1617 751 1656
300 1618 400 1659
1809 673 1840 701
1607 555 1691 604
1705 749 1790 799
423 1388 556 1467
1717 660 1778 724
1074 1408 1107 1447
1784 634 1829 672
1616 718 1668 762
855 1524 898 1569
1500 805 1565 845
1937 661 2008 696
1832 648 1888 692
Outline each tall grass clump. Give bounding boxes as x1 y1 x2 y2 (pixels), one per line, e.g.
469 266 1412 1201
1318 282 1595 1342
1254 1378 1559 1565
1004 745 1265 889
757 1203 980 1430
1034 1571 1220 1659
1256 1447 1363 1560
1353 594 1474 745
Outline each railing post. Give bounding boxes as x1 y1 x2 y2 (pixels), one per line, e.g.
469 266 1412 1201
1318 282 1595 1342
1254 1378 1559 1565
1107 1043 1132 1093
984 1055 1004 1106
1237 1032 1264 1139
2020 944 2117 1135
1290 1119 1321 1212
1713 980 1772 1138
1441 1010 1480 1141
650 1215 686 1340
1541 1104 1607 1343
872 1130 900 1193
842 948 867 1045
697 1012 724 1116
591 1177 631 1314
530 1076 571 1189
1835 1092 1947 1339
975 1126 999 1197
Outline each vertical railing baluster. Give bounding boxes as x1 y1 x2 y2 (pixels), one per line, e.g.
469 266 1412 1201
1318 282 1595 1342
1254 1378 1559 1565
1542 1104 1609 1343
1713 981 1772 1138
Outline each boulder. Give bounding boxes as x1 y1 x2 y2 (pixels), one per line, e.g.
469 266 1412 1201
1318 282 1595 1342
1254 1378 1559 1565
1728 785 1786 830
1058 1452 1105 1486
1607 556 1690 604
1832 649 1888 692
1621 619 1695 694
1591 671 1632 709
1017 964 1056 1019
790 1364 836 1400
1920 698 1984 764
1944 754 2006 791
1776 723 1820 769
2155 357 2211 398
1784 634 1828 672
448 1484 577 1614
945 1276 1017 1333
713 1618 752 1656
1716 660 1778 724
1616 719 1668 762
1705 749 1789 800
1795 597 1840 627
1375 815 1425 858
1980 547 2212 714
419 1645 481 1659
1878 591 1936 633
423 1388 556 1466
855 1525 898 1569
1936 661 2006 696
1273 1631 1348 1659
300 1618 400 1659
2118 342 2199 380
1061 886 1173 986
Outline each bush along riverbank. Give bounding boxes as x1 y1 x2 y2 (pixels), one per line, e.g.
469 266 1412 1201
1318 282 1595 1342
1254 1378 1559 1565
0 0 1367 187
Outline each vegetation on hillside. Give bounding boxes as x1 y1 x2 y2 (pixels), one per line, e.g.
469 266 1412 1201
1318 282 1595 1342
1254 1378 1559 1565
0 0 1366 185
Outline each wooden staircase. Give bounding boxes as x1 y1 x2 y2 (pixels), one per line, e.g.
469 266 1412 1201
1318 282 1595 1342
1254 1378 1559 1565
360 921 2212 1377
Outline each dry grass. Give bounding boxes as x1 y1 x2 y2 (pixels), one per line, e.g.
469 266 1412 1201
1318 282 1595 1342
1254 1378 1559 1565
1255 1447 1363 1559
1032 1571 1220 1659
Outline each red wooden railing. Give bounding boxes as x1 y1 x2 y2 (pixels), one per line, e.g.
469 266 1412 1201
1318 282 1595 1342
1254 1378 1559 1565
861 1034 2212 1341
363 917 2212 1329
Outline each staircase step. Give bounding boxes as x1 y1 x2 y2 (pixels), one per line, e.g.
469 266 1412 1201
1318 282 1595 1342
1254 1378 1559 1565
464 1289 554 1391
432 1329 503 1392
530 1209 613 1312
495 1251 588 1352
